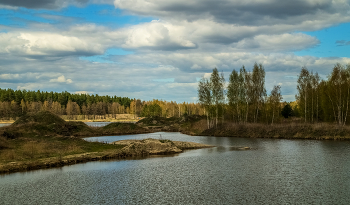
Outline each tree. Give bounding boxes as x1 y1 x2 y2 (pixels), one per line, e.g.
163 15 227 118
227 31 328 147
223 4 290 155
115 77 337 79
311 72 320 122
198 77 212 129
227 69 240 122
323 63 350 125
297 67 311 123
281 103 293 118
269 85 282 124
20 99 26 115
251 63 266 123
210 68 225 127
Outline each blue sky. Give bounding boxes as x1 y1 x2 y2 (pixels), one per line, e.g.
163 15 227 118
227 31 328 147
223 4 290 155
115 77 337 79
295 23 350 58
0 0 350 102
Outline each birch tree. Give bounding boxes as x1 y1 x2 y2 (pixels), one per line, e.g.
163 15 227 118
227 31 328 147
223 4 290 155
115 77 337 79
296 67 311 123
269 85 282 124
198 77 212 129
210 68 225 127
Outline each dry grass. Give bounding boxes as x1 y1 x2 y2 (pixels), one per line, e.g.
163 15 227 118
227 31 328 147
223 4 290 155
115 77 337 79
180 119 350 140
0 136 9 149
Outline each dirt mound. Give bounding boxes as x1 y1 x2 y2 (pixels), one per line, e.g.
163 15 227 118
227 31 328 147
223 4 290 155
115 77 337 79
111 138 213 155
12 111 66 126
112 138 182 155
137 115 204 127
99 122 149 135
6 111 94 137
103 122 138 130
136 116 174 126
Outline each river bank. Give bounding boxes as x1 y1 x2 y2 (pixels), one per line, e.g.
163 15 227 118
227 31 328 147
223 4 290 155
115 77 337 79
2 112 350 174
137 116 350 141
178 119 350 140
0 112 213 174
0 138 213 174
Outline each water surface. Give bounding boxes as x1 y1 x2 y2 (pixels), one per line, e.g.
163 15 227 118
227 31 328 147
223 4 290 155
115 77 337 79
0 123 11 127
1 132 350 204
84 122 113 127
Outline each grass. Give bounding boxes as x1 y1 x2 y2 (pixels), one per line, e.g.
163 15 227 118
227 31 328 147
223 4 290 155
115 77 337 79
189 121 350 140
0 134 124 164
0 111 145 173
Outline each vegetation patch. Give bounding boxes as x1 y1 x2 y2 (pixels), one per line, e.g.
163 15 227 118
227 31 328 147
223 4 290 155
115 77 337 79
12 111 66 126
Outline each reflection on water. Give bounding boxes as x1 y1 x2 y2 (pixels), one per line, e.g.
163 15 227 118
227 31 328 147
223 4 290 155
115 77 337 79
84 121 136 127
0 123 11 127
84 122 113 127
1 132 350 204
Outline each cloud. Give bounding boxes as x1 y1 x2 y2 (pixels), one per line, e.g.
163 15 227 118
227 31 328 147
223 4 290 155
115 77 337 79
234 33 320 52
110 51 350 74
114 0 350 27
0 32 104 58
121 20 197 50
0 19 321 60
1 49 350 102
0 0 89 9
49 75 73 84
0 73 20 80
1 0 350 103
336 40 350 46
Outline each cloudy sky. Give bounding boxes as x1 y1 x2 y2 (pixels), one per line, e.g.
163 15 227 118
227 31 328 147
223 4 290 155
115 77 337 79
0 0 350 102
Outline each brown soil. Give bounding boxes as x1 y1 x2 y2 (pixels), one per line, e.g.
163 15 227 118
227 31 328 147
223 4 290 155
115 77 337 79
112 138 213 155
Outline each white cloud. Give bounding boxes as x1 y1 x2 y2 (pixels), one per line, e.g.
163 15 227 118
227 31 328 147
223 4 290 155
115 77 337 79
121 21 197 50
49 75 73 84
0 74 20 80
0 32 104 58
1 0 350 103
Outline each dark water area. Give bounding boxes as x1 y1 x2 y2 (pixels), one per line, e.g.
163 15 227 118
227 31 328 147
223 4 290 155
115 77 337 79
1 132 350 204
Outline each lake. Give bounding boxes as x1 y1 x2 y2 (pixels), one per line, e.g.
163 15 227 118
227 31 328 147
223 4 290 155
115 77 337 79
0 123 11 127
1 132 350 204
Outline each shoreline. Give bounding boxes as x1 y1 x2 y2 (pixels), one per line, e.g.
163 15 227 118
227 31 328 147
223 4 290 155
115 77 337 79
2 123 350 175
3 111 350 175
0 138 213 175
0 120 138 124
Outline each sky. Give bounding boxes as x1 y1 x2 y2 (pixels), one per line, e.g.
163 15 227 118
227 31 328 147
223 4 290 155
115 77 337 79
0 0 350 102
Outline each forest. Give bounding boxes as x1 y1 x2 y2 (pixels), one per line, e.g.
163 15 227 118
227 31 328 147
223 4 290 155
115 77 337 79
0 63 349 125
198 62 350 127
0 89 205 120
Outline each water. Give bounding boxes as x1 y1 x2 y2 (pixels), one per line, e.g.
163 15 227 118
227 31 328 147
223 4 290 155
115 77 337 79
84 122 113 127
0 123 11 127
84 121 136 127
1 132 350 204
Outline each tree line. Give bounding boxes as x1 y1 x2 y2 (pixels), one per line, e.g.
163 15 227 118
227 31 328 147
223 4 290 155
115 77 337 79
0 89 205 119
0 89 132 108
2 62 349 125
199 62 350 127
296 63 350 125
198 63 283 128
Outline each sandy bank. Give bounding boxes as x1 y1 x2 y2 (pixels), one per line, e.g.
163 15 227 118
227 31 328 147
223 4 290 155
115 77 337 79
111 138 214 155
